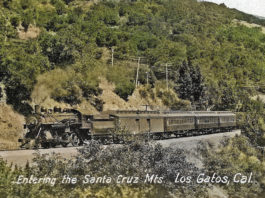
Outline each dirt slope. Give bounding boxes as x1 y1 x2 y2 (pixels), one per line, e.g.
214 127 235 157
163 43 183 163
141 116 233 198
0 104 24 150
99 78 167 111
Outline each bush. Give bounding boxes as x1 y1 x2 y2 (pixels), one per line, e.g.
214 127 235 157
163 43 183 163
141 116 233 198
0 141 208 198
201 136 265 198
114 81 135 100
106 65 135 100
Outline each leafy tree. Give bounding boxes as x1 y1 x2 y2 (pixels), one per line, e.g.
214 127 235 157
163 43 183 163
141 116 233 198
38 30 82 65
96 27 118 47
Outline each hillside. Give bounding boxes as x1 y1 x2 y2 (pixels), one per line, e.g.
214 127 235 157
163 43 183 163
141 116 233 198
0 1 264 197
0 0 264 112
0 0 264 143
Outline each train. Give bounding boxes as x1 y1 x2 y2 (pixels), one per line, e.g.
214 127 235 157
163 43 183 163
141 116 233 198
19 106 237 148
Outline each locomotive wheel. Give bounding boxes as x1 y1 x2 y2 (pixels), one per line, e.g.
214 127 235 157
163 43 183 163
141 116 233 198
33 141 41 149
41 142 51 149
70 133 80 146
101 138 109 145
62 142 69 147
163 133 171 139
51 142 57 148
61 133 70 147
152 134 160 140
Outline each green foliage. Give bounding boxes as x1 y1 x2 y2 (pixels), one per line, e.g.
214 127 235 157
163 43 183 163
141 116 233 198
114 81 135 101
0 2 265 197
0 40 50 114
201 136 265 198
237 98 265 146
154 81 191 110
106 65 135 100
176 61 208 105
146 40 186 65
95 27 118 47
0 0 264 128
38 30 82 65
35 66 102 106
0 141 208 198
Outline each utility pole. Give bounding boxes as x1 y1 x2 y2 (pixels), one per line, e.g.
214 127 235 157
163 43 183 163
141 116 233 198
135 57 141 87
163 63 172 90
111 47 114 67
130 56 146 87
146 72 149 85
166 63 168 90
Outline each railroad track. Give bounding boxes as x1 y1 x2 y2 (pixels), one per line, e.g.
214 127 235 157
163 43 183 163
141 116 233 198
0 145 82 152
0 130 241 167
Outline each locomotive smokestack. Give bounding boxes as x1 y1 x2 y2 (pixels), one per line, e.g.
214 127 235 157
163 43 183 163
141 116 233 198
35 105 41 114
54 106 61 113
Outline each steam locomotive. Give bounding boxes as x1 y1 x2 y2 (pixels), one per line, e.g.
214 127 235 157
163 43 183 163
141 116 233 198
19 106 237 148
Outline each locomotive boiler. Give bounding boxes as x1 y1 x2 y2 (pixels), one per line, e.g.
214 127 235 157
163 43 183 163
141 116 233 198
19 106 237 148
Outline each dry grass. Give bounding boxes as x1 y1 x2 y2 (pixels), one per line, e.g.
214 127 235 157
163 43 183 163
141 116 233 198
252 92 265 103
0 104 24 150
98 78 136 111
99 78 168 111
70 0 97 11
31 68 99 114
18 24 41 40
233 19 265 34
31 68 74 109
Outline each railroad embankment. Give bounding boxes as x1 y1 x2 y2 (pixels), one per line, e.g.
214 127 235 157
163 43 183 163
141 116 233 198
0 130 241 167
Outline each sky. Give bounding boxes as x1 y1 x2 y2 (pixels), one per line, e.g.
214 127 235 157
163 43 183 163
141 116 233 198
201 0 265 17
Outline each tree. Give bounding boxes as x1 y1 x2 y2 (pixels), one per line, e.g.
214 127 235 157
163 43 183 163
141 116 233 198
176 60 208 108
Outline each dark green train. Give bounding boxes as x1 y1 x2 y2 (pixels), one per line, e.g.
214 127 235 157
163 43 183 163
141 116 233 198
19 106 237 148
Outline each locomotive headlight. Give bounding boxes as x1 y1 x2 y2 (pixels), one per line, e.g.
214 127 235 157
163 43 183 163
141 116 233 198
22 124 29 134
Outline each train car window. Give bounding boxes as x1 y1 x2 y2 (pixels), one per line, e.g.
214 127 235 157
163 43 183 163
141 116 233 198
169 118 191 125
168 117 196 125
221 117 234 122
